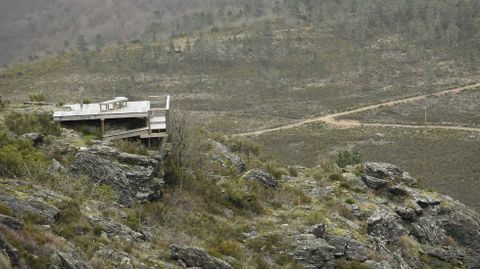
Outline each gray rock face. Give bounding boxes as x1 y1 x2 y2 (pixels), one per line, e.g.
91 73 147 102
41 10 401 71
0 214 23 230
243 169 278 188
169 245 232 269
70 145 163 206
0 233 24 268
361 175 389 189
88 216 146 242
292 234 336 269
0 193 59 224
58 252 93 269
367 208 408 243
364 162 417 186
210 141 246 173
325 235 370 261
411 216 446 245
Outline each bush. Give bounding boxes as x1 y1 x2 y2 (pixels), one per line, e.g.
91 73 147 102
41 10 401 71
5 112 61 136
113 140 148 155
28 93 47 102
0 132 48 177
223 178 261 212
336 149 363 168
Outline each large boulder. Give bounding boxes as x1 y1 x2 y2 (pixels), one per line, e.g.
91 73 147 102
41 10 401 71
291 234 336 269
70 145 163 206
242 169 278 188
169 245 232 269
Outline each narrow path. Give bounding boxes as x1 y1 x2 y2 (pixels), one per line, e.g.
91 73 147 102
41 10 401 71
234 83 480 137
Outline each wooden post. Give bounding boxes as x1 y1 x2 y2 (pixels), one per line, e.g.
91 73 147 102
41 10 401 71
100 119 105 137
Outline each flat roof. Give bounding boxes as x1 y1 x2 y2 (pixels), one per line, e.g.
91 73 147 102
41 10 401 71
53 101 151 121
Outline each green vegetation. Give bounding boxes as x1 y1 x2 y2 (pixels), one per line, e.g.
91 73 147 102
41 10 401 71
336 149 363 168
28 93 47 103
5 112 61 136
0 132 48 177
112 140 148 156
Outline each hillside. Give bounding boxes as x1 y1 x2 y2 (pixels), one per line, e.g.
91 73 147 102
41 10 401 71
1 0 480 211
0 0 248 66
1 1 480 268
0 104 479 269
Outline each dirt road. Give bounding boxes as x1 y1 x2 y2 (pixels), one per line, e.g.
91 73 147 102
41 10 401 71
234 83 480 137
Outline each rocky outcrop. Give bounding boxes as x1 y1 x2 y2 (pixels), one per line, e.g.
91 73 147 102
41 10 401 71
367 207 408 243
58 251 93 269
364 162 417 186
88 216 146 242
242 169 278 188
210 141 246 173
0 193 59 224
169 245 232 269
70 145 164 206
291 234 336 269
0 214 23 230
0 233 24 268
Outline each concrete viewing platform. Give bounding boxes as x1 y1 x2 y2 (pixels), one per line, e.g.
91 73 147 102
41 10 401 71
53 96 170 143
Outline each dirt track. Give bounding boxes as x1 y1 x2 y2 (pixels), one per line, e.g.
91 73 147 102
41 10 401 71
234 83 480 137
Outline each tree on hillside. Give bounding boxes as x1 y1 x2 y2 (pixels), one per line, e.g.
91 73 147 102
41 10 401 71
95 34 105 51
76 35 88 52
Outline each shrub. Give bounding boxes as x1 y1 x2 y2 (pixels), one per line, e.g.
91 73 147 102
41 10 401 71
336 149 363 168
113 140 148 155
228 139 261 157
0 203 12 216
265 161 284 180
5 112 61 136
329 173 342 181
0 96 8 110
53 200 92 239
28 93 47 102
288 166 298 177
0 133 48 177
223 178 261 212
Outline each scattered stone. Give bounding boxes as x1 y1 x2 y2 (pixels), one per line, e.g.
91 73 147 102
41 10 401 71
242 230 259 239
169 245 232 269
243 169 278 188
21 132 44 146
